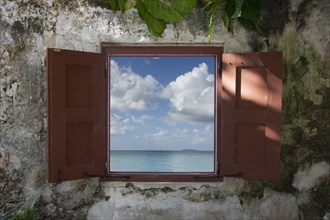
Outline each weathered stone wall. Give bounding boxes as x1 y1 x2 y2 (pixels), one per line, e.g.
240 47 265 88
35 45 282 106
0 0 329 219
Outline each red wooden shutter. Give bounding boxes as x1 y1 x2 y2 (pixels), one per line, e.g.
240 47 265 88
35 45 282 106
220 52 282 181
48 48 106 182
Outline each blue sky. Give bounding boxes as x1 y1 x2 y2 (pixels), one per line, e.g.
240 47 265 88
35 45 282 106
110 56 215 151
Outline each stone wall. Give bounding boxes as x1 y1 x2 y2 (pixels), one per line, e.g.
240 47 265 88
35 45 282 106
0 0 329 219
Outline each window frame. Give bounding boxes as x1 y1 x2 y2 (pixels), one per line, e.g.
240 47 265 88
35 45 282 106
47 45 282 183
102 44 224 182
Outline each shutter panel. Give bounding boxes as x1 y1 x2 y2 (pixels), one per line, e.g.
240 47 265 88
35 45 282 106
220 52 282 181
48 48 106 182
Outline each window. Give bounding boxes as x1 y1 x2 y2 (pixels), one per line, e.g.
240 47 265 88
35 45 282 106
48 45 282 183
109 56 215 173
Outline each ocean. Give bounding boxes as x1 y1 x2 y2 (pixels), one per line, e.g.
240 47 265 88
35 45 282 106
110 150 214 172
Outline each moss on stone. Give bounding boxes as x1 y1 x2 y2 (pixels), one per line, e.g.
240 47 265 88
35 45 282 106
85 0 112 10
276 31 329 165
310 178 330 216
182 186 228 202
11 21 25 42
292 0 317 31
122 183 175 198
298 178 330 218
53 0 83 10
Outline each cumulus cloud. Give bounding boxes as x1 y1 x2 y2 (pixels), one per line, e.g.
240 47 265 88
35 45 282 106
191 125 214 145
110 114 153 135
131 114 153 124
110 60 162 111
111 60 214 124
110 114 133 135
160 63 214 124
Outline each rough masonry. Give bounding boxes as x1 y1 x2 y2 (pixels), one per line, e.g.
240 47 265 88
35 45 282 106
0 0 329 219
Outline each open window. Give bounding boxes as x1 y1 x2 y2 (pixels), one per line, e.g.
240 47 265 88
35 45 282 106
48 45 282 183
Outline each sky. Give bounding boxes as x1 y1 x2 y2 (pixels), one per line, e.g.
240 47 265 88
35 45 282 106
110 56 215 151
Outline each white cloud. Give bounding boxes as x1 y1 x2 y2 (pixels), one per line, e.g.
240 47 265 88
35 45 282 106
191 125 214 145
111 61 214 124
110 114 133 135
110 114 154 135
110 60 162 111
160 63 214 124
131 114 154 124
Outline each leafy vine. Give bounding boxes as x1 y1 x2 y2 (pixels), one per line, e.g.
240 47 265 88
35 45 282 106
89 0 261 39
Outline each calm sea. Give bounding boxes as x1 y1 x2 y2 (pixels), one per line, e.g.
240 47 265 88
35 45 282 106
110 150 214 172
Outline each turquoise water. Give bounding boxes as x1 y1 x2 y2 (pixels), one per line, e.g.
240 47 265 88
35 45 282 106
110 150 214 172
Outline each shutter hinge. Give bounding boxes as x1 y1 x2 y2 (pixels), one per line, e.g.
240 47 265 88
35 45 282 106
234 144 237 163
83 162 108 179
105 162 108 176
194 162 243 179
105 175 131 180
218 60 222 79
84 171 107 179
104 62 108 79
57 168 62 182
216 161 220 175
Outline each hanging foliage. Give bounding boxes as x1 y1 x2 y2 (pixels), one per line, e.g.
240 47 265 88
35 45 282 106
91 0 261 40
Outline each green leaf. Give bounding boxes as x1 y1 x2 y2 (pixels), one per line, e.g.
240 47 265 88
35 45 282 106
225 0 243 17
238 17 261 33
203 0 222 41
170 0 198 17
125 0 136 10
220 7 235 34
220 7 228 25
108 0 117 11
227 18 234 34
208 12 214 42
202 1 213 11
206 0 221 3
136 0 166 37
202 0 221 11
142 0 184 22
207 1 221 15
240 0 261 22
118 0 126 13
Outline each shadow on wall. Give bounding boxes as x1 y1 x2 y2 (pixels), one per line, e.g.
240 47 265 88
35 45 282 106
259 0 290 36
